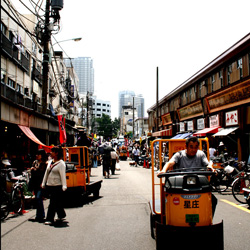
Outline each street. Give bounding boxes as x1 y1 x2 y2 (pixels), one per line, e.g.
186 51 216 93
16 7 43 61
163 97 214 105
1 160 250 250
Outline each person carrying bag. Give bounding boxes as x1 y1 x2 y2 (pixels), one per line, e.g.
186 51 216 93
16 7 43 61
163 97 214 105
42 146 67 225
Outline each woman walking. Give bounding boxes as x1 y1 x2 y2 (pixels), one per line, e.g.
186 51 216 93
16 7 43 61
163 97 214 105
42 146 67 225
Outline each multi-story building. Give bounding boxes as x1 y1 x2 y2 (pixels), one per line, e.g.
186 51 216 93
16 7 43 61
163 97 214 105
1 0 80 159
134 117 149 138
92 97 111 118
120 105 138 135
148 33 250 161
68 57 94 95
118 90 144 118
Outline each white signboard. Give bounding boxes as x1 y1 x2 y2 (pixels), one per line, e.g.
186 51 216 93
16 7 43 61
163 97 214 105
197 118 205 130
187 121 194 131
179 122 185 132
225 110 238 126
209 115 219 127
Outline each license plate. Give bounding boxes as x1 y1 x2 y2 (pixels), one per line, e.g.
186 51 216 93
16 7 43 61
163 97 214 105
186 214 199 223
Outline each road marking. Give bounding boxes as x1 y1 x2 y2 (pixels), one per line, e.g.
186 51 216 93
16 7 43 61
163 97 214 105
220 199 250 214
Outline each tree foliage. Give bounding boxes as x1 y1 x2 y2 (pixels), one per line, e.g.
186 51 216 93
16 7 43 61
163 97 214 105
94 114 120 139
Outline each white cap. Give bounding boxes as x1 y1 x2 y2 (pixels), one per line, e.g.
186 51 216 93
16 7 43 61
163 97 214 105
2 159 11 165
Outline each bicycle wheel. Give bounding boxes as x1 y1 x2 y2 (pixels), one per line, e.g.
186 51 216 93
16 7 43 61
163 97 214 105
232 176 250 204
210 173 229 192
11 186 24 214
1 191 10 220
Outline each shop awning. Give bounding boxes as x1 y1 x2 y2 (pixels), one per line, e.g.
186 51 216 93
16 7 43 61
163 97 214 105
152 128 172 137
193 126 221 137
161 128 172 137
18 125 46 146
213 127 239 137
172 132 192 139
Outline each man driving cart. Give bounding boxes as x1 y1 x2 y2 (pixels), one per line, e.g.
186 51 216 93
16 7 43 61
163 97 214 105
158 136 215 173
158 136 217 216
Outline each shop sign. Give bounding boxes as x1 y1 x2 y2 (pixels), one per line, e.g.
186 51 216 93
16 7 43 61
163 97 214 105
226 110 238 126
206 79 250 113
197 118 205 130
209 114 219 127
177 100 204 121
179 122 185 132
187 121 194 131
161 112 172 125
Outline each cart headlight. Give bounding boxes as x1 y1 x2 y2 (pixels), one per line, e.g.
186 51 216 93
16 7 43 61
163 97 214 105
187 176 196 185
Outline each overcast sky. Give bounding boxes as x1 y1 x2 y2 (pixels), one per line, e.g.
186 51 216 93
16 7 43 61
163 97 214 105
13 0 250 119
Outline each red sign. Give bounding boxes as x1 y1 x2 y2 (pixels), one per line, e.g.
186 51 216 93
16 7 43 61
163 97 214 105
57 115 67 144
173 197 180 205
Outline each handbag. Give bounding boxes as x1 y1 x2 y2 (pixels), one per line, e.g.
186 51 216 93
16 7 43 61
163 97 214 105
116 163 121 170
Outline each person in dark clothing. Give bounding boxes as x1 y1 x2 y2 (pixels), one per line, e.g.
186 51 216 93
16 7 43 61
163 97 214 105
102 148 111 178
28 149 47 222
77 131 91 147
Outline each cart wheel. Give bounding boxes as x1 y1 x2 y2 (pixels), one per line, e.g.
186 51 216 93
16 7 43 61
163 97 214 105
150 214 156 239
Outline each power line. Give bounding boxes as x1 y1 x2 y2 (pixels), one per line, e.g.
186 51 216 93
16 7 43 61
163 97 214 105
1 3 36 39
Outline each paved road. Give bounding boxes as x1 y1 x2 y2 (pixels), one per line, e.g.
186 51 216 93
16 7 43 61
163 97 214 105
1 160 156 250
2 160 250 250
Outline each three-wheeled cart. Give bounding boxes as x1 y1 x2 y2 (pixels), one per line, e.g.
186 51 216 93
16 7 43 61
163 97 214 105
63 146 102 200
149 138 224 250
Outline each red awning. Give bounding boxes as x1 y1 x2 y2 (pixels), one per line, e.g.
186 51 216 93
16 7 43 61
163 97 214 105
161 128 172 137
18 125 46 146
152 128 172 137
193 126 221 137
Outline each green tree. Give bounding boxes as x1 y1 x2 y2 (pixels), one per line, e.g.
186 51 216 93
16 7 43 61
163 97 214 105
94 114 120 139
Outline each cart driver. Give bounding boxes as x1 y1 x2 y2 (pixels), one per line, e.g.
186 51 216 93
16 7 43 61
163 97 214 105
158 136 215 174
158 136 217 216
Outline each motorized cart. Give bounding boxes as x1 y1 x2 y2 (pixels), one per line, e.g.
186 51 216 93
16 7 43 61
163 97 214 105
149 138 224 250
63 146 102 200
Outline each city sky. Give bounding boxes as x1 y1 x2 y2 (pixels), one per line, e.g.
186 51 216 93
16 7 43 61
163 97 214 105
13 0 250 119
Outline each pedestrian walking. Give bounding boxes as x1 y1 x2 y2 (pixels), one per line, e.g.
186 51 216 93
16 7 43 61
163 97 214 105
132 146 140 167
42 146 67 225
28 149 47 222
110 148 119 175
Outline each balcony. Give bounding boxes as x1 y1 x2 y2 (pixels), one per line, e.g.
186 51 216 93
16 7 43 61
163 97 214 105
1 81 39 111
1 33 30 73
32 67 42 85
21 54 30 72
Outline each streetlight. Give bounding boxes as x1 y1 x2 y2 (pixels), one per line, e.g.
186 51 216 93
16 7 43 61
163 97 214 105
49 37 82 63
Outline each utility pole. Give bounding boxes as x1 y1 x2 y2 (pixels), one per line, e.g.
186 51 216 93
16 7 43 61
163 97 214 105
133 96 134 139
86 91 89 133
156 67 159 132
42 0 51 114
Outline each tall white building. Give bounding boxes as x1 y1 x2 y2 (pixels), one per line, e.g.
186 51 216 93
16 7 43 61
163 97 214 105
118 90 144 118
67 57 94 95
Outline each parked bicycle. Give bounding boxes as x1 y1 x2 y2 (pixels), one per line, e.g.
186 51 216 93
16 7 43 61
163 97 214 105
1 168 29 220
210 158 240 192
231 162 250 204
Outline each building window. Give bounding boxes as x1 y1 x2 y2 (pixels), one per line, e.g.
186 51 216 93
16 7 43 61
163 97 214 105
219 70 223 88
97 103 101 106
16 84 24 94
211 75 215 92
102 103 106 106
1 22 7 35
227 64 232 84
7 78 15 88
199 83 202 98
237 58 243 78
